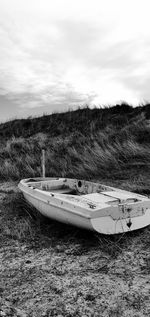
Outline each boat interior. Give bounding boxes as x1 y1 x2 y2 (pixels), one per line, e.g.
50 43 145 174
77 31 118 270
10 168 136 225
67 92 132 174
25 178 143 205
26 178 114 194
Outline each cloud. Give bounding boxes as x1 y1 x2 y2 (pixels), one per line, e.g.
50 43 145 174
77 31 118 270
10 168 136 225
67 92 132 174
0 17 100 108
0 0 150 116
12 83 97 109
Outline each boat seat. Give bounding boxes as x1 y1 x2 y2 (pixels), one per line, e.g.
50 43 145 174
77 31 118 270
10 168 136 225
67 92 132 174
47 188 75 194
83 193 118 204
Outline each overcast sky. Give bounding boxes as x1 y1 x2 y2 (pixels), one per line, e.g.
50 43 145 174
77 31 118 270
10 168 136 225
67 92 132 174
0 0 150 121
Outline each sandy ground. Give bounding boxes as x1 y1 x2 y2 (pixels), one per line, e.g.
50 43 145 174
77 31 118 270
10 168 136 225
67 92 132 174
0 182 150 317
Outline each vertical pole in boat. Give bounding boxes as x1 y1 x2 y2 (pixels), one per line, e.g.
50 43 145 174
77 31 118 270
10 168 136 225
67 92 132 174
42 148 45 178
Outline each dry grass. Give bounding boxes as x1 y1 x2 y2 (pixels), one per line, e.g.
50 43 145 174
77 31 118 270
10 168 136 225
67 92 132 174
0 105 149 189
0 132 150 194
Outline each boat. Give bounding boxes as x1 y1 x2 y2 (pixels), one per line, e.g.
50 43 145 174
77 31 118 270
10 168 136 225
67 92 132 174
18 177 150 234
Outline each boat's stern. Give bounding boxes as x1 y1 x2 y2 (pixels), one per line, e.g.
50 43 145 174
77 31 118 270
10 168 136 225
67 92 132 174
83 191 150 234
91 207 150 234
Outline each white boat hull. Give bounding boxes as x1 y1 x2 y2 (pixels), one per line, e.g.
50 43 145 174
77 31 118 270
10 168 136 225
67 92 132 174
18 177 150 235
23 192 92 230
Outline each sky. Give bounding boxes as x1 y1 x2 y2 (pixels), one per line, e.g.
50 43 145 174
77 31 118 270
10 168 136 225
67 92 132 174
0 0 150 122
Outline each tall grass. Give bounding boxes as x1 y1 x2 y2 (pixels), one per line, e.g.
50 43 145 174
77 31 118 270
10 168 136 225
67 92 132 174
0 104 150 193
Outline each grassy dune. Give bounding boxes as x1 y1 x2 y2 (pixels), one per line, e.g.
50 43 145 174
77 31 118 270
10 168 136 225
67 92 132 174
0 103 150 193
0 103 150 316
